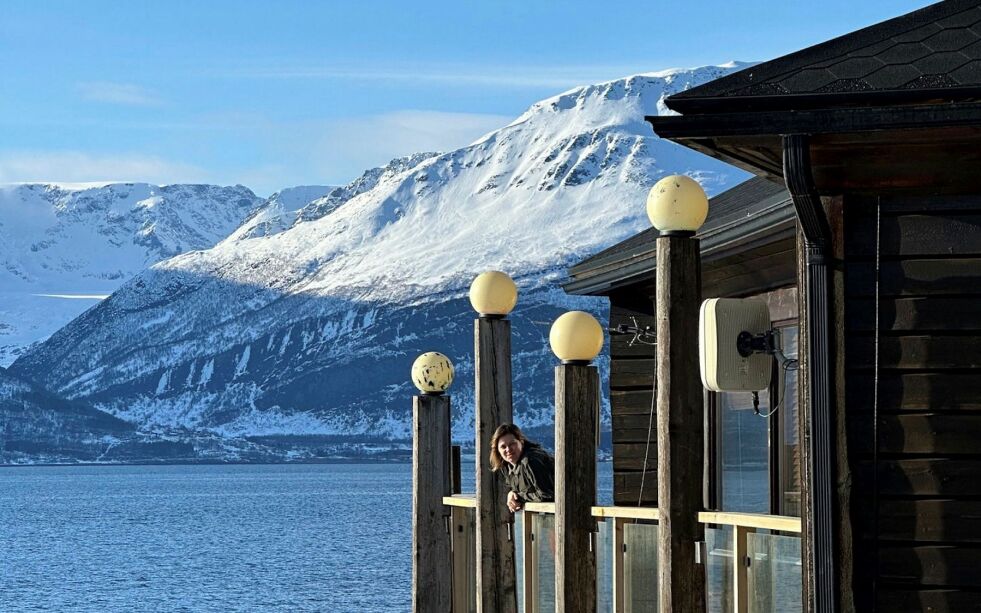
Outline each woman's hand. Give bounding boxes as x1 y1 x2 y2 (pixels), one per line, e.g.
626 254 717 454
507 490 523 512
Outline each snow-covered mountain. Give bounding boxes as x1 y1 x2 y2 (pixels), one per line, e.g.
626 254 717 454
0 183 265 365
222 185 336 241
10 64 752 460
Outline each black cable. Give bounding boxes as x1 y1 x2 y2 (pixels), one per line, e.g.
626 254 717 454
637 357 657 507
872 197 882 611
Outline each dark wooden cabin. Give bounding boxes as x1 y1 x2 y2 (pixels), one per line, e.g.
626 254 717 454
567 0 981 610
567 177 799 510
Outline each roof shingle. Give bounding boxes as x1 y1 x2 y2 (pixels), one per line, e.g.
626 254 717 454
669 0 981 112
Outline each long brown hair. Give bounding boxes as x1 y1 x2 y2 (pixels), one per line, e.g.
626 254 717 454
489 423 528 472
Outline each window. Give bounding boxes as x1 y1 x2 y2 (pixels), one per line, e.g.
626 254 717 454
717 389 770 513
711 304 800 517
774 325 800 517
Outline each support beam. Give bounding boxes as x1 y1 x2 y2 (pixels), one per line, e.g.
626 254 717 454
522 511 535 613
412 394 452 613
655 235 706 613
733 526 755 613
475 317 518 613
612 517 626 613
555 363 599 613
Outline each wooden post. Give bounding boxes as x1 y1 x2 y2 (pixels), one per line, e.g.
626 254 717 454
413 394 452 612
655 235 706 613
612 517 626 613
732 525 754 613
522 511 535 613
475 317 517 613
555 363 599 613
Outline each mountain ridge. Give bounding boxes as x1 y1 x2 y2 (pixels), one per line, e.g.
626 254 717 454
8 64 752 461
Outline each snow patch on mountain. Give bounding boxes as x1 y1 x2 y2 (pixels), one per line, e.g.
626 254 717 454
0 183 265 365
12 64 753 457
221 185 335 241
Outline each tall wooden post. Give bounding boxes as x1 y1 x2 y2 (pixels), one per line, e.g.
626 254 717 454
475 317 517 613
412 394 452 612
656 235 706 613
555 363 599 613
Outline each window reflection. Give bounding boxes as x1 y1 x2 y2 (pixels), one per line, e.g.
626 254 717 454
719 390 769 513
716 324 800 517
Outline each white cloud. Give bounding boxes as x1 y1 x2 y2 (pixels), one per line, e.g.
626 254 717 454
0 110 515 197
307 110 511 183
332 110 509 152
231 62 650 90
0 151 209 186
77 81 164 106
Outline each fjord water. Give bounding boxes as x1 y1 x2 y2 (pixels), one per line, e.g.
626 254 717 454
1 463 613 611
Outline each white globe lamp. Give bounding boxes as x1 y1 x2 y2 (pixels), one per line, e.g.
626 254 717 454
469 271 518 318
411 352 455 395
549 311 604 364
646 175 709 236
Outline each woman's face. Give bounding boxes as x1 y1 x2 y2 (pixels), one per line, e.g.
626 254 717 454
497 433 523 466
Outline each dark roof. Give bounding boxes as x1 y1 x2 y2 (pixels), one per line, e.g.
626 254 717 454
565 177 794 296
669 0 981 113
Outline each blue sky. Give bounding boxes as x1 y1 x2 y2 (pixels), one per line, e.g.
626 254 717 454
1 0 932 196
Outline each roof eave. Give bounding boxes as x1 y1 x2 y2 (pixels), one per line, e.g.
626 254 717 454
649 100 981 141
665 87 981 115
565 199 796 296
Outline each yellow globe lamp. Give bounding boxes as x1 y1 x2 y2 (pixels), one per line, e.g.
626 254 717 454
549 311 604 364
469 271 518 319
646 174 709 236
411 352 455 395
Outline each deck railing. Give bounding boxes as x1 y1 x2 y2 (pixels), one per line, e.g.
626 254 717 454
442 495 802 613
444 495 478 613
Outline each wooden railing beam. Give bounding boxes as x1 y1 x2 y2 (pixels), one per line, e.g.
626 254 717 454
613 517 626 613
733 525 755 613
523 512 535 613
466 502 804 612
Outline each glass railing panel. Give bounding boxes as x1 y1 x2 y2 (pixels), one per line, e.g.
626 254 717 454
533 513 557 613
747 532 802 613
706 526 734 613
623 521 659 613
595 518 613 613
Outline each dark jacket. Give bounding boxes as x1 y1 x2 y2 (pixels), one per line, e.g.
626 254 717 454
502 442 555 503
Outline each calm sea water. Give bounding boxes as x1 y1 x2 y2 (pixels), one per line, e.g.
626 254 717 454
0 462 613 612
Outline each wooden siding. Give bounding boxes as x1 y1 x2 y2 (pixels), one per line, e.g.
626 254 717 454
607 300 657 506
844 194 981 609
606 241 798 508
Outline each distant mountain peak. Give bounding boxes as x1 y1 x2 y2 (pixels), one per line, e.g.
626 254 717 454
9 64 752 460
0 182 265 366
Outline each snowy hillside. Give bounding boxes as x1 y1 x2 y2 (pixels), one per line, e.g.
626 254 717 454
0 183 264 365
222 185 335 241
0 367 140 463
11 64 752 459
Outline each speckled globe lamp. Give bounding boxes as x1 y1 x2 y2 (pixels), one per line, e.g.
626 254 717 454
646 174 709 236
469 271 518 318
411 352 455 396
549 311 604 365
